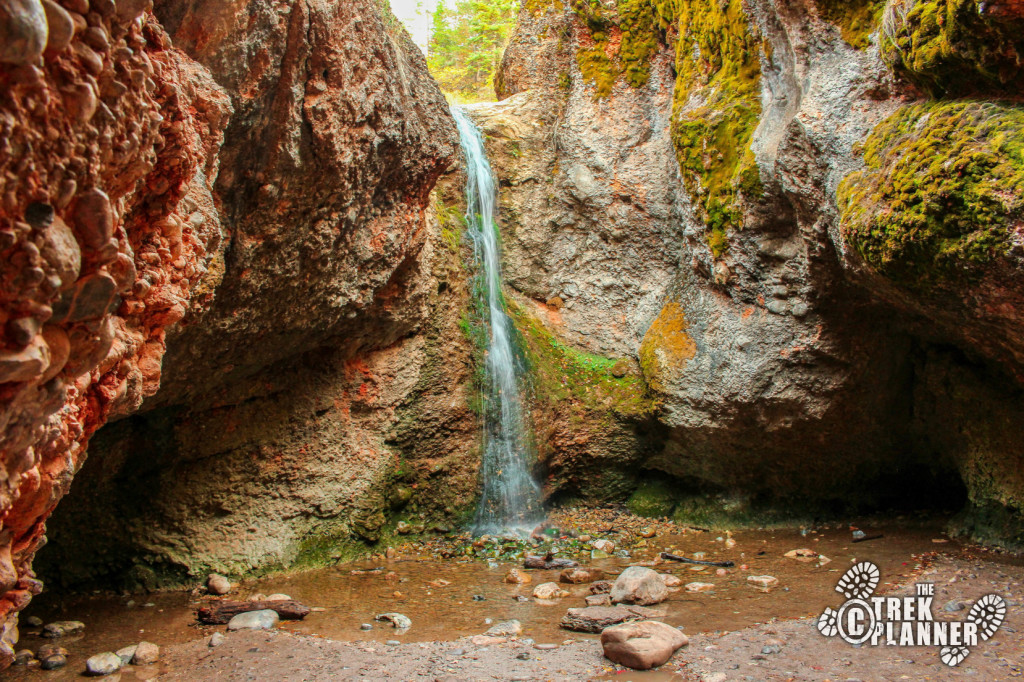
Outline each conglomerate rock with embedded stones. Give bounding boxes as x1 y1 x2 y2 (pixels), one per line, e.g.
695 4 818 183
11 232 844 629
0 0 469 666
36 0 478 592
0 0 231 666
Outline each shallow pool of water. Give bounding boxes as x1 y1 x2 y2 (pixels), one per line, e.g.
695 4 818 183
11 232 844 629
8 522 964 679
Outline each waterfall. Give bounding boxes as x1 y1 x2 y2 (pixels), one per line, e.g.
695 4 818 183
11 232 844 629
452 106 543 535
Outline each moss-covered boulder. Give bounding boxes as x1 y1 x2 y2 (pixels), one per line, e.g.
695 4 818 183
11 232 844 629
881 0 1024 97
626 480 677 518
839 101 1024 288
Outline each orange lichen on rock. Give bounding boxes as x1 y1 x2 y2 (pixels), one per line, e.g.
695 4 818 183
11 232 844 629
639 301 697 392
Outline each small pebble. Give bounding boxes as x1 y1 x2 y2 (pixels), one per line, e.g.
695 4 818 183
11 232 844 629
360 623 373 631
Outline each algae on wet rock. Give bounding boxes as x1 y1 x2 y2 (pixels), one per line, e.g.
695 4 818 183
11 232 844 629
838 101 1024 287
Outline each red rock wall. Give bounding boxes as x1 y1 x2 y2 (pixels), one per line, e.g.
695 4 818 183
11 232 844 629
0 0 231 665
0 0 461 665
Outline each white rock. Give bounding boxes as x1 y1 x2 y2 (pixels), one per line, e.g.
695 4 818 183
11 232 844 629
610 566 669 605
375 612 412 630
485 619 522 637
132 641 159 665
747 575 779 589
227 609 279 631
533 582 569 599
685 582 715 592
85 652 122 676
115 644 137 665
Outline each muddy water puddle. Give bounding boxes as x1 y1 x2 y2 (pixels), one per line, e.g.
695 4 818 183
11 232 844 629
10 523 959 679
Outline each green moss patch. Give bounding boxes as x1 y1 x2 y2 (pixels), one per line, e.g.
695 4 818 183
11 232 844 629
814 0 885 49
838 101 1024 287
881 0 1024 97
626 479 677 517
566 0 763 256
510 301 658 418
669 0 763 255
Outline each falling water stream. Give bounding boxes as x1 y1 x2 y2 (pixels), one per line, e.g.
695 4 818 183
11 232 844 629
453 106 543 535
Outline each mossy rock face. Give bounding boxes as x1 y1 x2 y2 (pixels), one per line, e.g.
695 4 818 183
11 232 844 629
814 0 885 49
565 0 763 256
838 101 1024 288
668 0 763 257
508 299 661 504
626 480 677 518
881 0 1024 97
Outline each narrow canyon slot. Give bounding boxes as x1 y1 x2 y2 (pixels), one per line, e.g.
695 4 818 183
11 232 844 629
0 0 1022 679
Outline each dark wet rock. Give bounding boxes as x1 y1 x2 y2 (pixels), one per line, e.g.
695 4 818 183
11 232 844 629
560 606 653 633
40 653 66 670
600 621 688 670
12 649 33 665
589 580 613 594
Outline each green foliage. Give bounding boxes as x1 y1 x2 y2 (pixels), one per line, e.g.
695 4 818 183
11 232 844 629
434 195 466 257
428 0 522 101
838 101 1024 287
814 0 885 49
881 0 1024 97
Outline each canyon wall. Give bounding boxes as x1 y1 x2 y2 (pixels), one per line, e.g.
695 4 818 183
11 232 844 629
2 0 1023 667
0 0 474 665
487 0 1023 536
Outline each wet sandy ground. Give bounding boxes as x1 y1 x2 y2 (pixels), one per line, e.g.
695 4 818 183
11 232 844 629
8 522 1023 680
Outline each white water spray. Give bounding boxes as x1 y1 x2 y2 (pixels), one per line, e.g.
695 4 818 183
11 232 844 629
452 106 542 535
